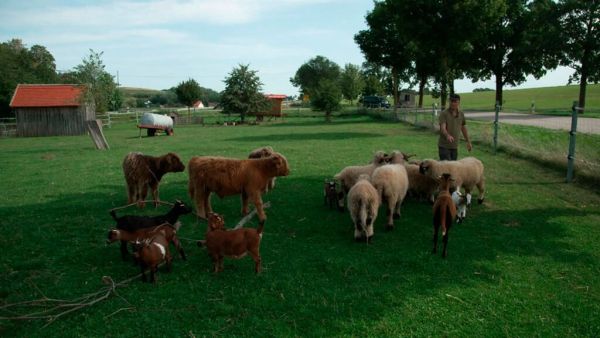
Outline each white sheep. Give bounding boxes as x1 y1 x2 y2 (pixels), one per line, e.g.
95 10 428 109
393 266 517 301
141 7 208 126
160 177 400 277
334 151 389 210
334 151 389 193
419 157 485 205
451 190 471 223
371 159 409 230
347 174 380 243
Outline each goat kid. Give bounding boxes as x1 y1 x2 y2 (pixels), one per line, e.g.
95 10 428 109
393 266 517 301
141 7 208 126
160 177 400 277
198 212 263 274
110 200 191 260
323 180 344 211
432 173 457 258
133 232 172 283
107 222 186 261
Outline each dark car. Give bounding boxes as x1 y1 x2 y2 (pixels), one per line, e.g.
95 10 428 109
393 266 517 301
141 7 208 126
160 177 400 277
361 96 390 108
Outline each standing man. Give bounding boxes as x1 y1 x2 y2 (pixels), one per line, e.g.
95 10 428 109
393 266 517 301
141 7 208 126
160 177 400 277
438 93 472 160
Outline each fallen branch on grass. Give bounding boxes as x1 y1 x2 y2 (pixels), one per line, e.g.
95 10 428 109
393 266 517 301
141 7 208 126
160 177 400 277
0 272 152 326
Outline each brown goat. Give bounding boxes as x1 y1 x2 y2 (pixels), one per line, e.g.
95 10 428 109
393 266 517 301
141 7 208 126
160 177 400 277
432 173 457 258
133 231 172 283
106 222 186 261
122 152 185 208
188 152 290 226
199 212 263 273
248 146 276 192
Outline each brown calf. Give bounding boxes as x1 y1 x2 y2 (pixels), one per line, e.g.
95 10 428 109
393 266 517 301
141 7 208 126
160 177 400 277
122 152 185 208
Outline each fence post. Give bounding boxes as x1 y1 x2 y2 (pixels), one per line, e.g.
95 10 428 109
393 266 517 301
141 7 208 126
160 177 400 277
566 101 580 183
493 101 500 155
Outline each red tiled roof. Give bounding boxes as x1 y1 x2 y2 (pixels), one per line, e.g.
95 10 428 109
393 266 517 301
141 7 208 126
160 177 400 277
265 94 287 99
9 84 84 108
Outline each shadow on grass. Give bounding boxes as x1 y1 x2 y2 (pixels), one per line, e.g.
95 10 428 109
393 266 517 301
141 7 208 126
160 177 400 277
226 132 384 143
1 174 598 335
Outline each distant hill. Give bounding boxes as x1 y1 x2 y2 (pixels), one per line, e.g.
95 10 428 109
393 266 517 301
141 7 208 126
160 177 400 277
418 84 599 113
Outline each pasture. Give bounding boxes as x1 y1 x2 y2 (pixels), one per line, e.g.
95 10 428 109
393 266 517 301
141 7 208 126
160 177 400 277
418 83 600 117
1 115 599 336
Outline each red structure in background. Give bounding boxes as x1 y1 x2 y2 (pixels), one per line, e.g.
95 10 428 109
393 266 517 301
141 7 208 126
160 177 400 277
265 94 287 116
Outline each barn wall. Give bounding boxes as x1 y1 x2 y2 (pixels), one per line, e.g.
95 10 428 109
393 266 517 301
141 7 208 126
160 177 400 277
16 107 87 137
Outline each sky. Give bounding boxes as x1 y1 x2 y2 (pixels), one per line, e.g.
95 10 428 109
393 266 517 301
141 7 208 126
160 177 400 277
0 0 576 96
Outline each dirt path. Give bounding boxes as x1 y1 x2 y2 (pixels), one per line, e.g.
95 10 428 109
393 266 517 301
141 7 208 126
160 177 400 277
465 112 600 135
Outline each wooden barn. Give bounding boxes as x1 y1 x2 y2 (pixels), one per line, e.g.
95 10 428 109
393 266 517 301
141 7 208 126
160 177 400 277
10 84 95 137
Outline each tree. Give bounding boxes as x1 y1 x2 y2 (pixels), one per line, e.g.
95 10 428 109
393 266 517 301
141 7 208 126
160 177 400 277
361 62 386 96
558 0 600 113
355 1 415 107
69 49 118 114
221 64 269 123
311 79 342 122
340 63 365 104
468 0 560 107
175 78 202 117
0 39 59 117
290 56 341 98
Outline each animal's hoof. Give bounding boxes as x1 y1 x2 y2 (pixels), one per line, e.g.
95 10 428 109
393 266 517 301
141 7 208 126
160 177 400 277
393 213 400 220
478 198 484 204
385 224 394 231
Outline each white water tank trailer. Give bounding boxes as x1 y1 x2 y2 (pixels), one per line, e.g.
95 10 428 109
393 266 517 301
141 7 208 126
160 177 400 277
138 112 174 136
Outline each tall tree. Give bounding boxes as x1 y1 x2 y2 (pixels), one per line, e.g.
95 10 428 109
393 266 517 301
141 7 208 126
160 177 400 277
355 0 414 107
221 64 269 124
361 62 386 96
558 0 600 113
69 49 118 114
290 56 341 98
340 63 365 104
468 0 560 107
0 39 59 117
175 78 202 117
311 79 342 122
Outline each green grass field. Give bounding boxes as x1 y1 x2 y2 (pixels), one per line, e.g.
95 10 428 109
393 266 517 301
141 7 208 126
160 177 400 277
1 115 599 336
418 84 600 117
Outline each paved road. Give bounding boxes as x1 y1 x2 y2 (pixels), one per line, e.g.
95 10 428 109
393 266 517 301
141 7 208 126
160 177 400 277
465 112 600 135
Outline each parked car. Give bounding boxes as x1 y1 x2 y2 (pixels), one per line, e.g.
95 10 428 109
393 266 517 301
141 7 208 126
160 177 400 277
361 96 391 108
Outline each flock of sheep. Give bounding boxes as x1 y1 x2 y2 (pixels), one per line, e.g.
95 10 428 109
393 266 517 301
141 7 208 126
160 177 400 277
332 150 485 257
107 146 485 282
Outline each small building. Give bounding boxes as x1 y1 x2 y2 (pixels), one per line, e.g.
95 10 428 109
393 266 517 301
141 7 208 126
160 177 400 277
192 100 204 109
10 84 95 137
263 94 287 117
398 91 416 108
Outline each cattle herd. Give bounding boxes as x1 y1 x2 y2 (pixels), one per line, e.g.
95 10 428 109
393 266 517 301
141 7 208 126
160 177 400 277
107 147 485 282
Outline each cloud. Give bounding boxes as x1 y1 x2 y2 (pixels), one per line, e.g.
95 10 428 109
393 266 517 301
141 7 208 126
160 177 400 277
0 0 338 28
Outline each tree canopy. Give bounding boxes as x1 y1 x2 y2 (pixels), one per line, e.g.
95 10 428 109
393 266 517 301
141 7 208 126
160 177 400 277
62 49 119 113
558 0 600 113
0 39 59 116
340 63 365 104
221 64 269 123
290 56 341 98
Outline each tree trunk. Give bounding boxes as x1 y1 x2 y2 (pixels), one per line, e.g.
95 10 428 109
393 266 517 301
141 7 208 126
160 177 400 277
392 67 399 108
449 78 455 96
495 73 503 109
418 76 426 108
578 75 587 114
440 78 448 109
